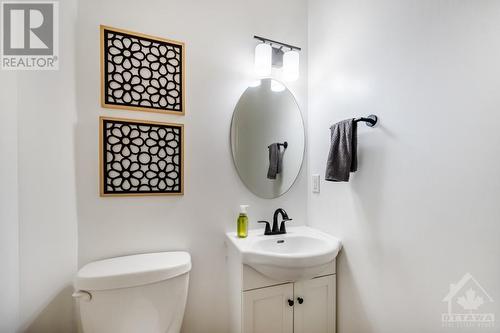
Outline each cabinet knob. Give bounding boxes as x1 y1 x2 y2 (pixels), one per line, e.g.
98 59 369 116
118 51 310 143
297 297 304 304
287 299 294 307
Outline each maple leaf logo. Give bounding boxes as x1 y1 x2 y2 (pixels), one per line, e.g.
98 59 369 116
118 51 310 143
457 289 484 311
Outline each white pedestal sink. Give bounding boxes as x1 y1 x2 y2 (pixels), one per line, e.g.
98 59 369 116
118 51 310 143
225 226 342 281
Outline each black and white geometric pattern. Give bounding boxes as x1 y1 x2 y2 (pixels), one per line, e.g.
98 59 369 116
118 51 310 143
101 117 183 195
102 26 184 114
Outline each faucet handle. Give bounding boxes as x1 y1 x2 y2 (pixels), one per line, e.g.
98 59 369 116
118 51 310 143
279 218 292 234
258 221 272 235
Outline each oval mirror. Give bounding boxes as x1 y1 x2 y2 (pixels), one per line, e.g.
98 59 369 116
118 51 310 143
230 78 305 199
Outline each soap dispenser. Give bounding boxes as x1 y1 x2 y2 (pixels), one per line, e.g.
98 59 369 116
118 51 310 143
237 205 249 238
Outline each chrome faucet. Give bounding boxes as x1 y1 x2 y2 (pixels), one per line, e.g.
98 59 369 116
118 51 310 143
258 208 293 235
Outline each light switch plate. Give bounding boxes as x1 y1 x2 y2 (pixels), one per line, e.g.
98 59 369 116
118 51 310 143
312 174 320 193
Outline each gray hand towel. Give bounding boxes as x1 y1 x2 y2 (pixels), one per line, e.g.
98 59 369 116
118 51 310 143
325 119 357 182
267 143 283 180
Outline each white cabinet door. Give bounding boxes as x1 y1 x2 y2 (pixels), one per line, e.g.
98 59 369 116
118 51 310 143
243 283 294 333
294 275 336 333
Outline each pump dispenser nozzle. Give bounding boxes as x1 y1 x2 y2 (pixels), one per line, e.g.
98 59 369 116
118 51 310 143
240 205 249 214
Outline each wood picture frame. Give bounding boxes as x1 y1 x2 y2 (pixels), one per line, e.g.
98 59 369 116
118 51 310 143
99 116 184 196
100 25 186 115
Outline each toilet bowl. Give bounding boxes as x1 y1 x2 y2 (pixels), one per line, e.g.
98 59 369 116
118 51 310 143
73 251 191 333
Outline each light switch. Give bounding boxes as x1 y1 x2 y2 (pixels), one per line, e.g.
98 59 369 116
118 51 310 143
312 174 320 193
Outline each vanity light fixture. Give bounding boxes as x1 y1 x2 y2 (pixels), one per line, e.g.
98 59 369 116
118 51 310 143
283 50 299 82
253 35 301 82
254 43 272 77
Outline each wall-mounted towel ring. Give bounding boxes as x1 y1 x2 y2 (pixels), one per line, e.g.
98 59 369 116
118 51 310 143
354 115 378 127
277 141 288 149
267 142 288 150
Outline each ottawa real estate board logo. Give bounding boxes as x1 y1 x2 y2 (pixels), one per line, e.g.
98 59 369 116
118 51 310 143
1 1 58 70
442 273 495 328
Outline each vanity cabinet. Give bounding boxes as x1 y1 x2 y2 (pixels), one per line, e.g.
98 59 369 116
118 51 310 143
243 283 294 333
225 228 341 333
293 275 336 333
242 275 336 333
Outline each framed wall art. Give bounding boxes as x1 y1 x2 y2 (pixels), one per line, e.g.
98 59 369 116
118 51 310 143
100 117 184 196
100 25 185 115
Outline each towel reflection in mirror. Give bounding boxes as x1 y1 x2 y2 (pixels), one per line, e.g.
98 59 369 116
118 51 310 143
267 142 287 180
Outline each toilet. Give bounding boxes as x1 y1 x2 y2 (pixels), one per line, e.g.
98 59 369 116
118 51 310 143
73 251 191 333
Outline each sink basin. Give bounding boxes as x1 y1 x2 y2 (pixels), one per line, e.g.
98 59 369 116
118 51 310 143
225 226 342 281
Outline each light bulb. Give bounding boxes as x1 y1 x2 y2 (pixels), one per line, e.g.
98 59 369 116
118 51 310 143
271 80 285 92
248 79 262 88
254 43 272 77
283 50 299 82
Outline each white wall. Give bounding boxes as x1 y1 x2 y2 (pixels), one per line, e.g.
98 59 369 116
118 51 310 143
308 0 500 332
15 0 79 331
75 0 308 332
0 72 19 333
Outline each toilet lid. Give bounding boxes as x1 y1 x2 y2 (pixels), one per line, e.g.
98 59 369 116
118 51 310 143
74 251 191 291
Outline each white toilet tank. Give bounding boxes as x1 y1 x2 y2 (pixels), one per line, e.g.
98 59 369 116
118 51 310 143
73 251 191 333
